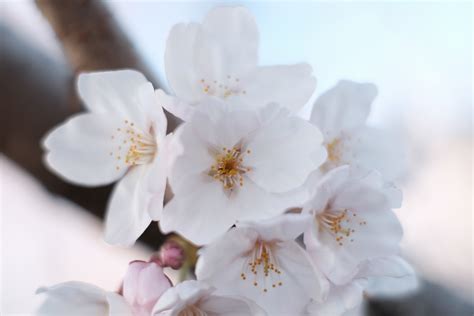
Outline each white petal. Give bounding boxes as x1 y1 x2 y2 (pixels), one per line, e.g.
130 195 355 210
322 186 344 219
232 177 289 222
104 165 153 246
310 80 377 138
321 187 402 284
277 241 329 302
201 6 258 76
43 113 127 186
155 89 195 122
246 106 326 193
106 292 133 316
169 100 259 192
196 227 258 281
305 280 366 316
165 7 258 105
239 64 316 113
160 175 237 245
139 83 168 138
146 135 170 221
199 240 326 315
238 213 312 242
350 126 407 181
165 22 203 103
152 280 214 315
199 295 266 316
360 256 419 298
77 70 152 128
167 124 214 194
192 99 260 148
36 281 110 315
349 167 403 209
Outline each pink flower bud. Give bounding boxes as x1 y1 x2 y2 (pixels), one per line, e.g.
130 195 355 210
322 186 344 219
159 240 185 270
122 260 172 316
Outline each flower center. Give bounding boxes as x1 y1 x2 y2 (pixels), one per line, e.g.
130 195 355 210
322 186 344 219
110 120 157 171
179 305 207 316
326 138 343 164
317 208 367 246
240 241 283 293
209 146 251 190
199 75 247 99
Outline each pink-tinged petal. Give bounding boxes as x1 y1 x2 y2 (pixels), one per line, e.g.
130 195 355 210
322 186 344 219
310 80 377 139
239 63 316 113
104 165 154 246
123 261 172 316
42 113 127 186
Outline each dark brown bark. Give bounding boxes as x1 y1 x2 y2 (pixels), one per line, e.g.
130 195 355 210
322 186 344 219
1 0 180 248
34 0 179 130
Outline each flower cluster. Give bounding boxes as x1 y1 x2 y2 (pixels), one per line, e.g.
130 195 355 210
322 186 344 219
38 6 416 316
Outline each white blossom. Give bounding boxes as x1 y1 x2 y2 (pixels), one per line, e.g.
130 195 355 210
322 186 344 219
160 99 326 245
302 166 403 285
42 70 169 246
196 214 328 315
310 80 406 181
161 6 316 121
152 280 266 316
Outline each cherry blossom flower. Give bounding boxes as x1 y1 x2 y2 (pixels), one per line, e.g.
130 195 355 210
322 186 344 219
37 261 172 316
42 70 169 246
152 280 266 315
160 99 326 245
310 80 406 181
195 214 328 315
302 165 403 285
305 256 416 316
161 6 316 121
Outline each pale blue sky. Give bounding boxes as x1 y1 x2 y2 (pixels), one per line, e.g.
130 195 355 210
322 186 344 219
109 1 472 137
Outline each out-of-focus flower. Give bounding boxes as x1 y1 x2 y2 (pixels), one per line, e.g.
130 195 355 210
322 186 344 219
302 166 403 285
36 282 132 316
196 214 328 315
37 261 171 316
42 70 169 246
161 6 316 121
160 99 326 245
305 256 417 316
152 280 266 315
309 80 406 181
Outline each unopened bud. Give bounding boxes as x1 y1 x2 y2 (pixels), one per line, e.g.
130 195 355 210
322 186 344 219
159 240 185 269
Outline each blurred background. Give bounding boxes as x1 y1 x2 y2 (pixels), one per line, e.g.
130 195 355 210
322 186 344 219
1 0 472 315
